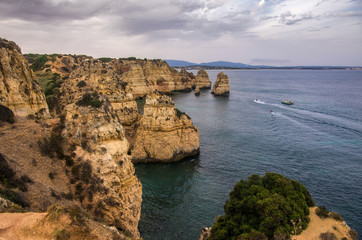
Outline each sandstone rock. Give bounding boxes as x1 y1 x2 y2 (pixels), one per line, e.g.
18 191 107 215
59 58 139 126
131 91 199 162
194 69 211 89
62 99 142 238
0 38 49 116
195 86 200 96
211 72 230 96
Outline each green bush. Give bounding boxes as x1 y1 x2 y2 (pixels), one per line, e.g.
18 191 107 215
54 228 71 240
35 72 63 111
76 92 102 108
0 104 15 123
30 55 48 71
349 229 358 240
329 212 343 221
319 232 337 240
315 206 329 218
98 57 113 63
209 173 315 240
37 132 64 158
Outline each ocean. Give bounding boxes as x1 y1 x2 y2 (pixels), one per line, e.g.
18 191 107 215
135 69 362 240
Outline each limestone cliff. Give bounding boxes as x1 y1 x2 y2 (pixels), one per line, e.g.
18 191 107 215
0 38 49 117
59 58 139 126
131 91 199 163
62 98 142 237
194 69 211 89
211 72 230 96
115 59 193 98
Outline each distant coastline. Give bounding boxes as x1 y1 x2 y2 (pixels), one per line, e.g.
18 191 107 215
165 59 362 70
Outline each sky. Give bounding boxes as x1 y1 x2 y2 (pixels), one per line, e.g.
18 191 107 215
0 0 361 66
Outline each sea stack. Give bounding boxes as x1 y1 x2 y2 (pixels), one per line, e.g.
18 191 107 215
131 91 200 163
195 86 200 96
194 69 211 89
0 38 49 117
211 72 230 96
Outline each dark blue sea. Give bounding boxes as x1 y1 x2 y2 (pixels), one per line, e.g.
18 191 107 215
135 70 362 240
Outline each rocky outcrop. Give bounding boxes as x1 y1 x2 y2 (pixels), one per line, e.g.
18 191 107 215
211 72 230 96
34 55 195 99
195 86 200 96
0 38 49 117
131 91 199 163
59 58 139 126
62 98 142 238
194 69 211 89
115 60 193 98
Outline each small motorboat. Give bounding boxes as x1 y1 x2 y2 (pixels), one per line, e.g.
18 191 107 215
281 100 294 105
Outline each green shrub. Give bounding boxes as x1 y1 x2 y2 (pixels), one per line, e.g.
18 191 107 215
54 228 71 240
315 206 329 218
35 72 63 111
209 173 314 240
37 132 64 158
319 232 337 240
349 229 358 240
75 92 102 108
98 57 113 63
76 80 87 88
30 55 48 71
0 105 15 123
329 212 343 221
0 189 28 207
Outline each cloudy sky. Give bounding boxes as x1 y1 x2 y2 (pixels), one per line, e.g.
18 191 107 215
1 0 361 66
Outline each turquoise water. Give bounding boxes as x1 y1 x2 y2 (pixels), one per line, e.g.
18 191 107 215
135 70 362 240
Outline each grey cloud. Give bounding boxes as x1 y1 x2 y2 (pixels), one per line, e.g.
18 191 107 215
279 11 315 25
0 0 110 22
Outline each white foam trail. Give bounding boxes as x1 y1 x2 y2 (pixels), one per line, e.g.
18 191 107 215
253 99 265 104
255 99 362 133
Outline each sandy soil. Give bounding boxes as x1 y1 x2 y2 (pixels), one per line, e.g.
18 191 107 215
294 207 352 240
0 212 47 240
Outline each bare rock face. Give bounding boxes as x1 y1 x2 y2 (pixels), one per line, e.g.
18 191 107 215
211 72 230 96
131 91 199 163
113 59 193 98
62 100 142 238
0 38 49 116
194 69 211 89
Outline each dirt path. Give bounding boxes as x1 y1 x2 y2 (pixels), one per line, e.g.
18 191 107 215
294 207 352 240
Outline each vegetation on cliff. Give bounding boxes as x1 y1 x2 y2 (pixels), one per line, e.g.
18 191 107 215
209 173 315 240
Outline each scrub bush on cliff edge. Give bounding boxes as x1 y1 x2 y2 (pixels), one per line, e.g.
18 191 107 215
209 173 315 240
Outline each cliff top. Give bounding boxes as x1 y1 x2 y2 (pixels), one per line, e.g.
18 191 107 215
0 38 21 53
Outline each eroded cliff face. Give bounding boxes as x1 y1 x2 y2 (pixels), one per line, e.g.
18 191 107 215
60 58 139 126
211 72 230 96
131 91 199 163
194 69 211 89
62 99 142 237
0 38 49 116
115 59 193 98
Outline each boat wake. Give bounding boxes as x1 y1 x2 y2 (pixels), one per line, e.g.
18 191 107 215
257 99 362 135
254 99 265 104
